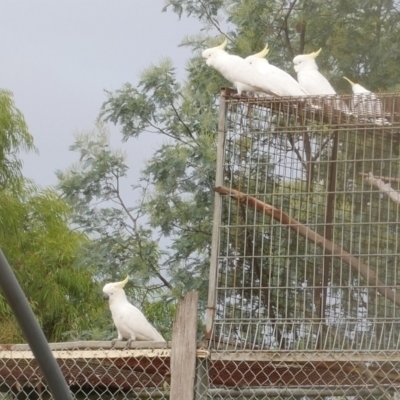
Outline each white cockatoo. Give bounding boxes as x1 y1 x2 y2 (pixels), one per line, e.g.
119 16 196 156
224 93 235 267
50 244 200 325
245 45 308 96
103 276 165 346
293 48 350 114
343 76 389 125
202 38 286 96
293 48 336 95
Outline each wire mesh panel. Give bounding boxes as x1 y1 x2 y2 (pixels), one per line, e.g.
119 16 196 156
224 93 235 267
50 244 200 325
0 342 170 399
205 89 400 399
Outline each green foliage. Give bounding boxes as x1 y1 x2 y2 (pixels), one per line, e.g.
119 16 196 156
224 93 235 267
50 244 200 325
172 0 400 91
57 126 169 303
0 185 104 343
163 0 224 22
0 89 35 190
0 90 104 343
141 298 176 341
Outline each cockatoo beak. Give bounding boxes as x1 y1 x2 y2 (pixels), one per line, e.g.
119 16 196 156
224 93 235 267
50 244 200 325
252 45 269 58
343 76 355 86
103 293 109 300
113 276 129 289
308 48 322 59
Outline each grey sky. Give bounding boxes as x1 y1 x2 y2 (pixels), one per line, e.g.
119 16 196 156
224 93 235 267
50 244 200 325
0 1 201 187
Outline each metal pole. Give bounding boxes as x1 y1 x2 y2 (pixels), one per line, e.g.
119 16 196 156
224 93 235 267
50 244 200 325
205 88 228 341
0 249 73 400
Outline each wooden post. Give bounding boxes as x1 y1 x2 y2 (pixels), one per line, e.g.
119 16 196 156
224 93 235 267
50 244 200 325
170 292 198 400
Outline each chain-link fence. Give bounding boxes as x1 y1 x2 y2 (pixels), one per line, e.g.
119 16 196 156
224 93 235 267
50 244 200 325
0 342 170 399
203 89 400 399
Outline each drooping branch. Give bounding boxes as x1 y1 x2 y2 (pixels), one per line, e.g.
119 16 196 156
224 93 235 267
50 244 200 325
287 133 307 170
287 131 334 193
214 185 400 307
280 0 298 59
365 172 400 204
198 0 233 41
312 132 335 162
169 101 199 146
111 172 172 290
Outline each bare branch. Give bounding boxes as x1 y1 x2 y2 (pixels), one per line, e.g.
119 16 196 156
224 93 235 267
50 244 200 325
147 121 196 149
169 101 199 146
135 231 173 290
280 0 298 59
312 132 335 162
287 133 307 170
198 0 233 40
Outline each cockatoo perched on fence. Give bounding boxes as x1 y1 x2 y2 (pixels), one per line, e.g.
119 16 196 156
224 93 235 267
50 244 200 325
202 38 269 95
293 48 336 95
245 45 309 96
343 77 389 125
293 48 350 114
103 277 165 346
202 38 293 97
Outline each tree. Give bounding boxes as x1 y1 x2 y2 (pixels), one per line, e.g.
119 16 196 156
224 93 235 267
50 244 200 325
166 0 400 91
59 0 400 341
57 125 178 339
0 186 106 342
0 90 104 343
0 89 35 190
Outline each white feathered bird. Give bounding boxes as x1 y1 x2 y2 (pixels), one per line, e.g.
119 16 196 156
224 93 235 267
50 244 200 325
202 38 286 96
293 48 336 95
103 277 165 346
343 76 388 124
245 45 308 96
293 48 350 114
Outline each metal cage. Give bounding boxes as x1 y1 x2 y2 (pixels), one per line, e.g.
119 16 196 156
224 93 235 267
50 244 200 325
204 89 400 399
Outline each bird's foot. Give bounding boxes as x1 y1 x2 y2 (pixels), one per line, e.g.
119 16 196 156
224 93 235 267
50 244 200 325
232 90 254 98
124 339 133 349
110 338 118 349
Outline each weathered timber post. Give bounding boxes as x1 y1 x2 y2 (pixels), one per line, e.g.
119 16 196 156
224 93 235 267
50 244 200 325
170 291 199 400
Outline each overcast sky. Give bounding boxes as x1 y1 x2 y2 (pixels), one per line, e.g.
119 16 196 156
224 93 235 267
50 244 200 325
0 1 202 188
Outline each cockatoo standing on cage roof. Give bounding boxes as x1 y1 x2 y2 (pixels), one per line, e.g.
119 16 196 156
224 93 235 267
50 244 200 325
103 276 165 347
343 77 389 125
244 45 309 97
292 48 336 95
293 48 350 113
202 38 286 97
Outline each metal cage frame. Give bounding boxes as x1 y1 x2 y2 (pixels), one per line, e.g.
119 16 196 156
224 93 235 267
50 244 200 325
203 88 400 399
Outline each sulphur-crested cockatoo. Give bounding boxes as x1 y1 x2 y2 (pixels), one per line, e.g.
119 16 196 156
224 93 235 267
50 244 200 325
103 277 165 346
293 48 350 114
293 48 336 95
343 76 388 125
245 45 308 96
202 38 284 96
